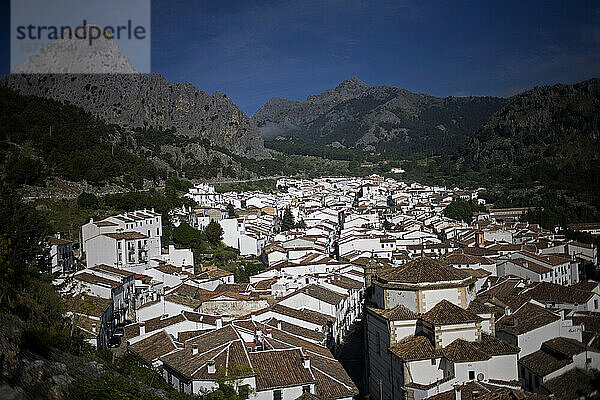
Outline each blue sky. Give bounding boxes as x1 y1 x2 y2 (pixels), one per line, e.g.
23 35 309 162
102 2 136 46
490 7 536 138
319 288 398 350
2 0 600 115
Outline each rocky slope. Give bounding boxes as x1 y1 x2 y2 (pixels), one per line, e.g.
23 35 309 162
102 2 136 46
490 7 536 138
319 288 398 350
253 77 370 138
253 77 506 155
0 316 101 400
466 78 600 184
2 26 267 159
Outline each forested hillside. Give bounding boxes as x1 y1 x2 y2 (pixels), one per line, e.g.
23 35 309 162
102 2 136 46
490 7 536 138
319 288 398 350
254 77 507 157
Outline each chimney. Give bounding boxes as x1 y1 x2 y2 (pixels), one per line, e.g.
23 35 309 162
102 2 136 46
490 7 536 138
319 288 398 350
277 320 282 330
207 360 216 374
139 322 145 335
192 344 199 355
216 317 223 329
265 328 272 338
301 355 311 369
454 385 461 400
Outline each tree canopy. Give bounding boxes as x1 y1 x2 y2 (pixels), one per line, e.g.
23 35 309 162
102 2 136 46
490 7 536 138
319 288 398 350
77 192 99 209
444 199 473 223
280 208 295 232
205 221 224 245
227 203 237 218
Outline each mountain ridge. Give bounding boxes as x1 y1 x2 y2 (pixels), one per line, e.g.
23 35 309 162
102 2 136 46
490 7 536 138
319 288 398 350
464 77 600 188
254 78 507 155
2 27 268 159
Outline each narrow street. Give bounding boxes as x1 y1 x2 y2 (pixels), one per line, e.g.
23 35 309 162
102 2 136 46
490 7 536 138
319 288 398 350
336 320 366 400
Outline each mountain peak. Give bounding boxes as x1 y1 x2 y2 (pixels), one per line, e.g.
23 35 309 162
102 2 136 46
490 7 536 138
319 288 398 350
12 24 137 74
336 76 369 91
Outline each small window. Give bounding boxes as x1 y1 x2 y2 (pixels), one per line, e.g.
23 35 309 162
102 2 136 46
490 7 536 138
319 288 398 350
179 381 184 392
431 358 436 365
273 389 282 400
469 370 475 380
303 385 311 394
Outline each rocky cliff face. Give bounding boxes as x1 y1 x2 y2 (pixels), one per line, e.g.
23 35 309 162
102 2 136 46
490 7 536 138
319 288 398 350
253 77 506 155
3 26 267 159
0 317 102 400
2 73 267 158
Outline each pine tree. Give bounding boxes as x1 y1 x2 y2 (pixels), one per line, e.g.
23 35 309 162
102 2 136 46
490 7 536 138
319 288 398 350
280 208 295 232
205 221 223 245
226 203 237 218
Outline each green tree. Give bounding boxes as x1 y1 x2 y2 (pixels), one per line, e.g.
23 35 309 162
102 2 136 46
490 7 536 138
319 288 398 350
444 199 473 223
0 184 52 303
172 222 204 248
379 162 392 173
5 152 45 187
0 183 89 356
227 203 237 218
165 176 192 198
382 219 393 231
205 221 224 245
295 219 307 229
77 192 99 209
280 208 295 232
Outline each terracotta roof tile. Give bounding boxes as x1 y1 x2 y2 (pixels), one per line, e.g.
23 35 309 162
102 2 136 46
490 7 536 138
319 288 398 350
368 305 419 321
128 330 179 365
376 257 472 284
519 348 570 377
443 339 490 362
389 336 439 360
249 349 315 390
421 300 481 325
542 368 596 399
473 333 520 356
104 232 148 240
497 303 560 336
74 272 121 289
520 282 593 304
